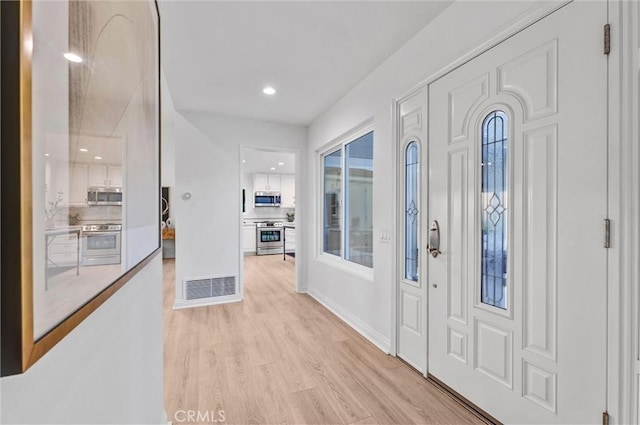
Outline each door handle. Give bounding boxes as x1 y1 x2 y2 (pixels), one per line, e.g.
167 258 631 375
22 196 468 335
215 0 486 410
428 220 441 258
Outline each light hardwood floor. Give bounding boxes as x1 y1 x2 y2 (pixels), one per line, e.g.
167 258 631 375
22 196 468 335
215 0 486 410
163 256 485 425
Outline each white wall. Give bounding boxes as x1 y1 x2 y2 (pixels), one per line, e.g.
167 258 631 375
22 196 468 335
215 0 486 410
304 0 555 352
1 3 164 422
173 111 306 301
161 71 176 188
1 256 163 424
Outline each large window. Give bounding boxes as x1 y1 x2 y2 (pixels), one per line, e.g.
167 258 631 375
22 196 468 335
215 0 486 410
322 130 374 268
481 111 508 309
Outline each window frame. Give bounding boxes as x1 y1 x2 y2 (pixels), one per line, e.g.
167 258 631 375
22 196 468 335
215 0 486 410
317 121 374 280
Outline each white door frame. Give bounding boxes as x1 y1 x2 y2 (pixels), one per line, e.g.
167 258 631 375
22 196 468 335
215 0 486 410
238 145 304 298
390 0 637 421
606 0 638 422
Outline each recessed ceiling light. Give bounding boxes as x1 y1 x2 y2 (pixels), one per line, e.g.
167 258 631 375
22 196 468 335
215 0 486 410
263 86 276 95
242 159 246 163
63 52 83 63
278 162 284 166
79 148 88 152
270 167 276 171
94 156 102 160
45 153 50 157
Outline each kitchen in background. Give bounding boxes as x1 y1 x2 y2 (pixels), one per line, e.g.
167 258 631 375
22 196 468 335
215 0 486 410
41 133 126 337
45 134 124 271
241 148 296 258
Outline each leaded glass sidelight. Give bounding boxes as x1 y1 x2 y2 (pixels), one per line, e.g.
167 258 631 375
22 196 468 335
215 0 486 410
481 111 508 309
405 141 419 281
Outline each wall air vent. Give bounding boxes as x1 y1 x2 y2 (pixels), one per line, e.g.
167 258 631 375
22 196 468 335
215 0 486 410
183 275 236 300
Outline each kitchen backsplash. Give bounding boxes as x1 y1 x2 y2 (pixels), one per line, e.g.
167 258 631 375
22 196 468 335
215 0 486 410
66 205 123 223
244 206 294 220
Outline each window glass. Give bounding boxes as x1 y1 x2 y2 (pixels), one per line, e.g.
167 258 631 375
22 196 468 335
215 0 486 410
323 149 342 256
344 132 374 268
405 141 419 281
481 111 508 309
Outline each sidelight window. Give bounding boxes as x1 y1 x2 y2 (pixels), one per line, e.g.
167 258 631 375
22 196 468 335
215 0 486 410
405 141 419 282
481 111 508 309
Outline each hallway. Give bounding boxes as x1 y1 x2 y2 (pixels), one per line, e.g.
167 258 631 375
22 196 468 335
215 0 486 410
163 256 484 424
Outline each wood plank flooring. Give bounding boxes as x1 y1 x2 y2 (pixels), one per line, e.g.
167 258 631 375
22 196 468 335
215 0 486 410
163 256 484 425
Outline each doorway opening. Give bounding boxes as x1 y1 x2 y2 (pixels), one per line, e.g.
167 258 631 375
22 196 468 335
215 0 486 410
240 147 298 295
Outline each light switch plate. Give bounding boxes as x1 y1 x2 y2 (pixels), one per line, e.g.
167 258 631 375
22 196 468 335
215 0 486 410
379 229 392 243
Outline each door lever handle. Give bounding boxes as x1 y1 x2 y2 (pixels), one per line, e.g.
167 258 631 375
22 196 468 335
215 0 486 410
428 220 441 258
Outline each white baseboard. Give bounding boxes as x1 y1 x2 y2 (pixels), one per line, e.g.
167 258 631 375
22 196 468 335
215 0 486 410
173 295 241 310
306 288 391 354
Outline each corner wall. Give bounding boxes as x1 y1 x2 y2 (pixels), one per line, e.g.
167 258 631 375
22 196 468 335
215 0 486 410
304 0 555 352
172 111 307 302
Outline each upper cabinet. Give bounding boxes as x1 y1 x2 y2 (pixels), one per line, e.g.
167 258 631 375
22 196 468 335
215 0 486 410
109 165 123 186
280 174 295 208
254 173 281 192
51 161 122 206
54 162 88 206
88 163 122 187
69 163 89 205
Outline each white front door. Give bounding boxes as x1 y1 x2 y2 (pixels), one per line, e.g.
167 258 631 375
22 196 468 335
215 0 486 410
427 2 608 423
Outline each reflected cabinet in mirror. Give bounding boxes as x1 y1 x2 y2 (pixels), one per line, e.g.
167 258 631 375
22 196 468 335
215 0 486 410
1 0 161 376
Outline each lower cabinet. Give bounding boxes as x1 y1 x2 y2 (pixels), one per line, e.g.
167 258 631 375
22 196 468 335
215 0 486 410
47 234 81 267
284 228 295 253
243 224 256 254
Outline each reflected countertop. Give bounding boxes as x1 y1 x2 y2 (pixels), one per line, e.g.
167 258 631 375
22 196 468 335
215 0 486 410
44 226 83 235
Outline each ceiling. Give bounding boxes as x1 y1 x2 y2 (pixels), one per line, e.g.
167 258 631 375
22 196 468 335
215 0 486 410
159 1 452 125
242 149 295 174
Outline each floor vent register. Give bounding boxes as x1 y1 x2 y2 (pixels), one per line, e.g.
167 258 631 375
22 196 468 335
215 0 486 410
184 276 236 300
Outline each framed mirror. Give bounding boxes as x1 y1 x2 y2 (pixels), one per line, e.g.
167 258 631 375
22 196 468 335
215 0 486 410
1 0 161 376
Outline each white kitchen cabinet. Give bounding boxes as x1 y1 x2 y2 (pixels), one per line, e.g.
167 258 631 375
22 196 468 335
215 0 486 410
243 224 256 254
253 174 269 191
109 165 122 186
88 164 108 187
52 162 90 206
47 232 81 267
54 162 88 206
88 164 122 187
284 227 295 253
254 173 281 192
280 174 295 208
69 163 88 205
53 163 69 204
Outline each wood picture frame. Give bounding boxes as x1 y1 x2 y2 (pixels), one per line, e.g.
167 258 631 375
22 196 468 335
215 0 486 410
1 0 162 376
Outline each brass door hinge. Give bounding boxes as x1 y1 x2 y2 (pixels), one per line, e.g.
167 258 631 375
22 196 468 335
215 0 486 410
604 24 611 55
602 411 609 425
604 219 611 248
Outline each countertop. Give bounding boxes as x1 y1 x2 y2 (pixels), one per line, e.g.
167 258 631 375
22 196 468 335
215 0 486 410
45 226 82 235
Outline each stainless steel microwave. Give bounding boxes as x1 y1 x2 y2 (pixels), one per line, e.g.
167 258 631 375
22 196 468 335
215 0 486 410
87 187 123 206
254 191 281 207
